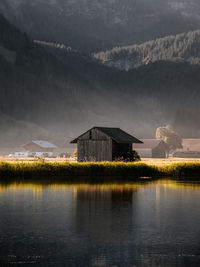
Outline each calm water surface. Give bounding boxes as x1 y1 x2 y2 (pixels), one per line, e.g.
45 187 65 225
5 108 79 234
0 180 200 266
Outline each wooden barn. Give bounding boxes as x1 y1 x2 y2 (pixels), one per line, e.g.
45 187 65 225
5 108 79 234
174 139 200 158
23 140 57 156
134 139 168 158
70 127 142 162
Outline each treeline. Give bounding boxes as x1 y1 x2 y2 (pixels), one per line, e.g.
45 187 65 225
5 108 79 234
94 30 200 70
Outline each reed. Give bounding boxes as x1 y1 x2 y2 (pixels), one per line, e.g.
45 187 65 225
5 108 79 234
0 161 200 180
159 162 200 179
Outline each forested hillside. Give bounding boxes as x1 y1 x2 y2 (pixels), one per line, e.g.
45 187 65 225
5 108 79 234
1 14 200 148
1 0 200 52
94 30 200 70
0 14 102 146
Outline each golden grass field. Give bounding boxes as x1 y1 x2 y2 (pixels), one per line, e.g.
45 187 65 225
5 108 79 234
141 157 200 166
0 157 200 166
0 157 199 180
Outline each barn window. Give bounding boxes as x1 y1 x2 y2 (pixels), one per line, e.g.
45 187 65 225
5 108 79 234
89 130 92 140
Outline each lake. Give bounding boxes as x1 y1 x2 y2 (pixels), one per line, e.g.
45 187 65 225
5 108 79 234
0 180 200 266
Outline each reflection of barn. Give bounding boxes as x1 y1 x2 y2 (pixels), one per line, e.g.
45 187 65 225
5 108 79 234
134 139 168 158
23 140 57 157
73 186 137 243
174 139 200 158
70 127 142 162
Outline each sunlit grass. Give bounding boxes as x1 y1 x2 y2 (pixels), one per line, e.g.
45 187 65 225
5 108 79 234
0 161 157 179
0 160 200 180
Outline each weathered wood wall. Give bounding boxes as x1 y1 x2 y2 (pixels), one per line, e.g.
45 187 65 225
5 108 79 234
77 128 112 161
77 128 134 161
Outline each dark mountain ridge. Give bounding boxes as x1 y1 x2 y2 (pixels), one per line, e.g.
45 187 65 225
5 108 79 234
1 0 200 52
0 14 102 146
1 14 200 148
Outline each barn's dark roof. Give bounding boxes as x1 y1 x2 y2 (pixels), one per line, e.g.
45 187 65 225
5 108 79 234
70 127 143 144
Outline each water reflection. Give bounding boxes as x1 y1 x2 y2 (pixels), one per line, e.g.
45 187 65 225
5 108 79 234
74 187 136 243
0 180 200 266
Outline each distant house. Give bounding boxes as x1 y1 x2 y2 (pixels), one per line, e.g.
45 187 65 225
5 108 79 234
134 139 168 158
174 139 200 158
70 127 142 162
23 140 57 157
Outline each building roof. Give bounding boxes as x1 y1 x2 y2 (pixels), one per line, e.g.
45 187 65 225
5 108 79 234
31 140 57 149
177 139 200 152
134 139 164 149
70 127 143 144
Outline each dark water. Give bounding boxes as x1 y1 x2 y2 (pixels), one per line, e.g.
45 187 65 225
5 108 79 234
0 180 200 267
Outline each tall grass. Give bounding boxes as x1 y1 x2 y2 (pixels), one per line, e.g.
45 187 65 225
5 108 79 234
159 162 200 179
0 161 157 179
0 161 200 180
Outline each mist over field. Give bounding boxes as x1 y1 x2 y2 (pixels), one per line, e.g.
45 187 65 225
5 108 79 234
0 0 200 150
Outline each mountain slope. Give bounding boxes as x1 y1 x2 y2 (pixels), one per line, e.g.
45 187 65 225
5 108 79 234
94 30 200 70
0 14 105 146
1 0 200 52
1 13 200 149
0 14 164 146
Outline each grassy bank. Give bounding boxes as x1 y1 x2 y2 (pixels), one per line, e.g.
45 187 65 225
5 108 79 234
0 161 200 180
